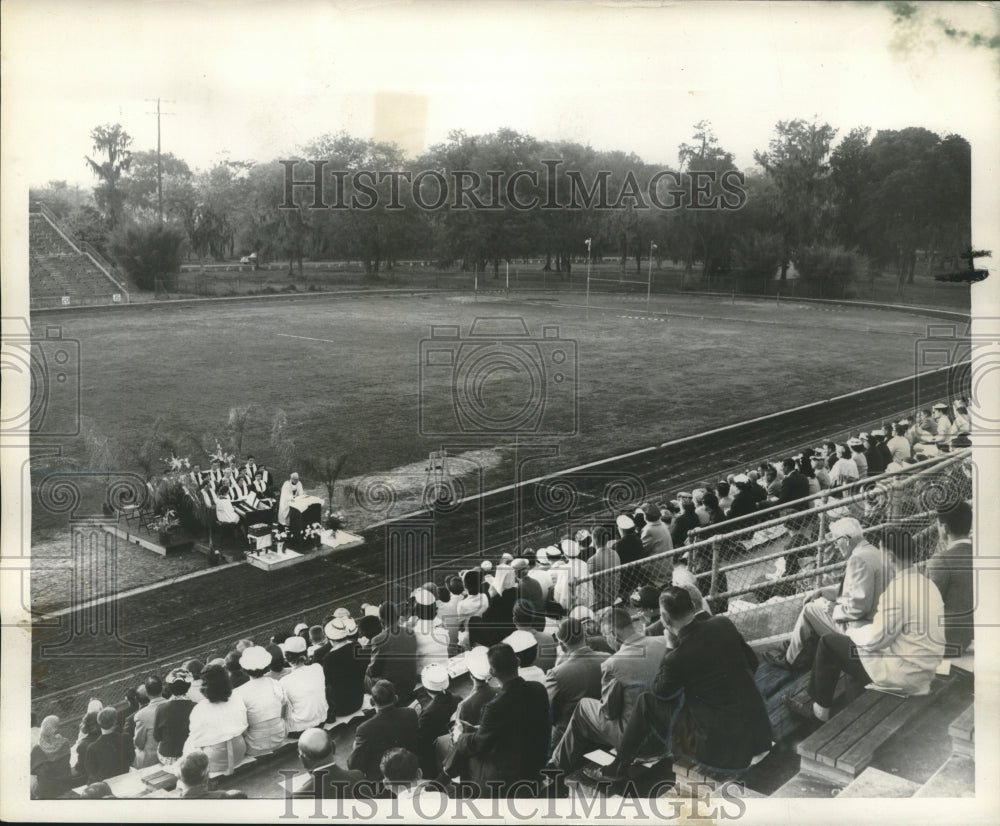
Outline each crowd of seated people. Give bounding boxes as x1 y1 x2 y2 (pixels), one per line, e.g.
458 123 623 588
31 404 974 801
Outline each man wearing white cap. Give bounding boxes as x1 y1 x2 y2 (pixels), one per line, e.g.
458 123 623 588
765 516 892 671
321 616 365 722
280 635 329 735
528 549 555 606
505 629 547 684
456 647 498 730
409 588 449 668
510 557 545 616
415 663 458 777
615 514 646 601
552 538 592 610
235 646 288 756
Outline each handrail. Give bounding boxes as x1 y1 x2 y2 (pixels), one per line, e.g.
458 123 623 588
32 203 130 302
573 448 970 586
687 441 968 541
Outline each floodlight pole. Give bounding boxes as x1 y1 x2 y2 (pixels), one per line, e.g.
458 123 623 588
585 238 592 320
647 240 656 315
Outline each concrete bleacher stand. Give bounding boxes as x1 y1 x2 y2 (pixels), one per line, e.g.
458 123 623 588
28 204 130 309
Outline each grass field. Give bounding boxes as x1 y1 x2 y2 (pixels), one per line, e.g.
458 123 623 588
30 289 956 546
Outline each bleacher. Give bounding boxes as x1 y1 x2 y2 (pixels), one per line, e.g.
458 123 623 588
33 410 975 802
28 209 128 308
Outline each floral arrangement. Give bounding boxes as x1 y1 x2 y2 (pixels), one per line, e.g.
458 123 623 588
209 440 234 465
151 509 181 536
271 526 291 545
325 511 344 533
302 522 325 541
160 453 191 473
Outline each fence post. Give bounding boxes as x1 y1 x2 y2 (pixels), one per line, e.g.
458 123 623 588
709 537 721 598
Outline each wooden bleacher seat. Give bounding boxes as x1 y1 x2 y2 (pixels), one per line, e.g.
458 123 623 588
795 673 954 784
323 694 373 731
209 754 257 780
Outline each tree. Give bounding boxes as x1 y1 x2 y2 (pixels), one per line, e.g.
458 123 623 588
122 150 196 225
303 453 349 513
673 121 742 279
85 123 133 230
754 119 838 280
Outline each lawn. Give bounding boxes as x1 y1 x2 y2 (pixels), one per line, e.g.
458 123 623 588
29 288 951 548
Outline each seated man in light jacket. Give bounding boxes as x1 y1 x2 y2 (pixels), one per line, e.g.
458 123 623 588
550 607 667 773
786 528 946 722
766 516 893 671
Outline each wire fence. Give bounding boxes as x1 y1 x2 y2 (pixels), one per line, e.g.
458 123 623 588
568 448 972 646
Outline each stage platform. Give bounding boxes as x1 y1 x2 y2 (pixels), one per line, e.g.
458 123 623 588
245 529 364 572
101 523 196 557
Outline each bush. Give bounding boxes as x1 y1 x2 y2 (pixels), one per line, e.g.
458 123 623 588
109 223 183 290
795 244 868 299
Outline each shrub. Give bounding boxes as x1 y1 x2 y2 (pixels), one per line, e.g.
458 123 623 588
796 244 868 298
109 223 183 290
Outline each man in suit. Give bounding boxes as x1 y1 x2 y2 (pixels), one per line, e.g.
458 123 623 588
415 664 459 778
132 676 167 769
510 601 558 673
292 728 367 800
85 707 131 784
615 514 647 599
322 617 366 721
765 516 892 671
778 457 810 510
550 607 667 773
347 681 419 782
926 501 974 657
545 618 610 745
638 503 672 557
365 602 419 703
443 643 551 797
589 587 771 781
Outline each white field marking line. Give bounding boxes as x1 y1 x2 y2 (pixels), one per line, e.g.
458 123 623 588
277 332 340 344
365 362 960 530
35 556 244 620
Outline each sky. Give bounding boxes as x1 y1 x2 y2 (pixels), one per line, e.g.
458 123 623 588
2 0 998 192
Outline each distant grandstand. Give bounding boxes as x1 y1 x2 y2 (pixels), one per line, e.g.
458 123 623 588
28 203 130 308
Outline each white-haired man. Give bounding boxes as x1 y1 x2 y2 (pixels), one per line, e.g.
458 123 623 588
765 517 893 671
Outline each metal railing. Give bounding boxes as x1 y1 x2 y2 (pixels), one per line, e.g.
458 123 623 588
569 448 972 645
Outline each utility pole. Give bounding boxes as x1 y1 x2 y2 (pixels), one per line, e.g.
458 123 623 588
145 98 175 227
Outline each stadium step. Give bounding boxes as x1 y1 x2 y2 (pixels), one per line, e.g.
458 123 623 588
912 753 975 798
795 674 954 785
834 767 919 798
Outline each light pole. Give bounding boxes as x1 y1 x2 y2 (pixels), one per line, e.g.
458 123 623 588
585 238 592 319
647 240 656 314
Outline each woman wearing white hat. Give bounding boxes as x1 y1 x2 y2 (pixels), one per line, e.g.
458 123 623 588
408 588 450 669
233 646 288 756
415 663 458 777
321 616 366 722
279 636 328 736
